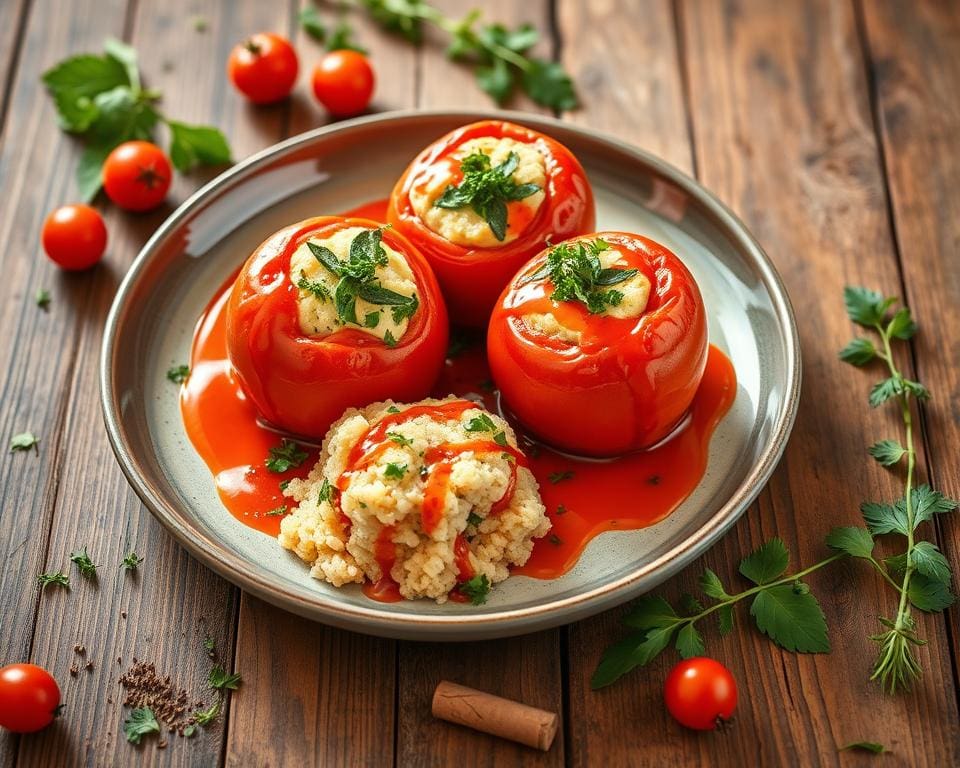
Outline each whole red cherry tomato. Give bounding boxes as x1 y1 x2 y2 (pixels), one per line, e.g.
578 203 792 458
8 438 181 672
388 120 595 327
311 50 375 117
41 203 107 270
0 663 62 733
102 141 172 212
228 32 299 104
226 216 448 438
487 232 707 457
664 657 737 731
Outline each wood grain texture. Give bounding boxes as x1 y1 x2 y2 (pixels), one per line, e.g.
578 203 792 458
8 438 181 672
224 5 418 766
859 0 960 679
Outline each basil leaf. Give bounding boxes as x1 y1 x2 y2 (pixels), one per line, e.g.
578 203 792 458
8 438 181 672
594 267 639 286
507 182 541 201
307 241 343 276
167 120 231 172
77 143 112 202
434 185 473 209
104 37 141 90
484 197 508 241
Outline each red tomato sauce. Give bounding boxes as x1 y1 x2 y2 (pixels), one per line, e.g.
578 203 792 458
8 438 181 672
180 198 737 588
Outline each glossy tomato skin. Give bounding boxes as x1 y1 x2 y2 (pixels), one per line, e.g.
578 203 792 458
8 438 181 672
664 657 737 731
228 33 299 104
0 664 61 733
487 232 707 457
226 217 448 438
387 120 595 328
41 204 107 270
311 50 375 117
102 141 172 212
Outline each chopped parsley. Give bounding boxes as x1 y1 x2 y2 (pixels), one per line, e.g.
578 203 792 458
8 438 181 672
556 504 568 516
387 405 401 414
302 228 418 333
9 432 39 454
434 151 540 241
279 479 291 492
264 505 288 517
387 431 414 448
318 477 334 503
70 548 97 579
296 271 332 301
191 700 221 727
265 439 308 473
467 512 483 527
35 288 51 310
460 574 491 605
384 462 407 480
123 707 160 744
37 571 70 589
166 364 190 384
548 470 575 484
121 551 143 571
209 665 242 691
464 413 497 433
383 329 398 347
523 238 638 314
493 431 509 447
548 534 563 546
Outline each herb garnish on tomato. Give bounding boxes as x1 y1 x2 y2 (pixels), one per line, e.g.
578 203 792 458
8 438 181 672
434 151 540 241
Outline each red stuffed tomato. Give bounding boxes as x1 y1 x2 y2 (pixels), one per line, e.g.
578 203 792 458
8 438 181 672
487 232 707 457
226 217 448 438
387 120 595 327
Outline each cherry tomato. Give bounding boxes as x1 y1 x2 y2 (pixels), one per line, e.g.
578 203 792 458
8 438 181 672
0 663 62 733
226 216 448 438
41 203 107 271
487 232 707 457
388 120 595 327
228 32 299 104
663 657 737 731
102 141 172 212
311 50 375 118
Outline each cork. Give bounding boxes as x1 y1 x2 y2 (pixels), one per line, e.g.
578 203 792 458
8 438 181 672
431 680 559 751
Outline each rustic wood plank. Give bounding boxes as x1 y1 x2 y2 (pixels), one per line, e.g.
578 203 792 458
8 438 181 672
394 3 565 766
9 1 287 765
859 0 960 684
563 0 960 765
0 0 30 132
225 4 417 766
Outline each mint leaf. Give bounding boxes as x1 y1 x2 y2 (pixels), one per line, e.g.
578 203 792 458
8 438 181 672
861 500 909 536
750 584 830 652
739 538 789 585
843 286 894 327
886 307 916 340
907 573 954 612
591 625 677 689
42 53 130 130
167 120 231 172
909 541 951 584
868 439 905 466
838 338 877 366
622 595 680 631
522 58 577 110
86 86 158 145
912 485 958 527
123 707 160 744
674 623 705 659
307 241 343 276
825 526 874 559
699 568 730 599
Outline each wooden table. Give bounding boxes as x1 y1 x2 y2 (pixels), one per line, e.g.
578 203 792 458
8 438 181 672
1 1 958 765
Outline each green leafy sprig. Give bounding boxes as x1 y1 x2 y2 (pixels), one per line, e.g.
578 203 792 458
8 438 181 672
265 439 309 474
356 0 577 109
299 7 367 53
433 151 539 241
593 287 957 694
42 39 231 201
123 707 160 744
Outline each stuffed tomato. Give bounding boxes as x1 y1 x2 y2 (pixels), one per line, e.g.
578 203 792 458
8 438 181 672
387 120 595 327
226 216 448 438
487 232 707 457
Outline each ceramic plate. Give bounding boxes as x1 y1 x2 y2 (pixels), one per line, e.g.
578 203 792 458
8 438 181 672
101 110 800 641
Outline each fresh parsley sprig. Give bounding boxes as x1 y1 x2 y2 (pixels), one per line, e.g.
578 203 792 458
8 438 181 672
460 573 491 605
356 0 576 109
70 547 98 579
123 707 160 744
42 39 232 201
524 238 638 314
593 288 957 694
434 151 540 241
265 440 309 473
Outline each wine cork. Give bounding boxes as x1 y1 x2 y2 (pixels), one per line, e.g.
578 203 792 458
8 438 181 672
431 680 559 751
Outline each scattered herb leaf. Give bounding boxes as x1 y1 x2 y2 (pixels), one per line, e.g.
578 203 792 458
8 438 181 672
35 288 51 310
123 707 160 744
70 547 98 579
121 551 143 571
460 574 491 605
265 439 308 473
548 470 574 484
10 432 39 454
384 462 407 480
166 365 190 384
37 571 70 589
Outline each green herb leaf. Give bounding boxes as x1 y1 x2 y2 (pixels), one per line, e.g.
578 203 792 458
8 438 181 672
306 241 343 276
840 742 887 755
327 21 367 54
522 58 578 110
548 470 575 484
334 277 359 325
622 595 680 631
383 329 398 347
386 431 414 448
907 573 954 612
493 431 509 447
464 413 497 433
77 142 112 202
886 307 916 340
37 571 70 589
825 526 874 559
265 439 308 473
869 377 903 407
209 665 242 691
912 484 958 527
861 500 909 536
123 707 160 744
460 573 491 605
717 604 734 635
121 552 143 571
264 505 288 517
678 593 704 616
868 439 906 466
843 286 894 327
838 338 877 366
363 310 381 327
475 58 513 104
192 699 222 726
104 37 141 90
299 6 327 41
70 547 97 579
903 379 930 401
298 273 332 302
167 120 231 172
35 288 51 310
318 477 334 503
533 238 635 314
909 541 951 584
42 53 130 131
467 512 483 527
384 462 407 480
675 623 705 659
738 538 789 585
166 365 190 384
10 432 39 453
699 568 730 600
591 625 677 689
750 584 830 652
357 283 415 306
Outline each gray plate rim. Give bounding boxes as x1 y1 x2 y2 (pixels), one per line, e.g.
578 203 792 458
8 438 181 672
100 109 801 639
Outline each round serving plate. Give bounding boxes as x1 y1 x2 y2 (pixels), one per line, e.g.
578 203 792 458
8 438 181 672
101 110 800 641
